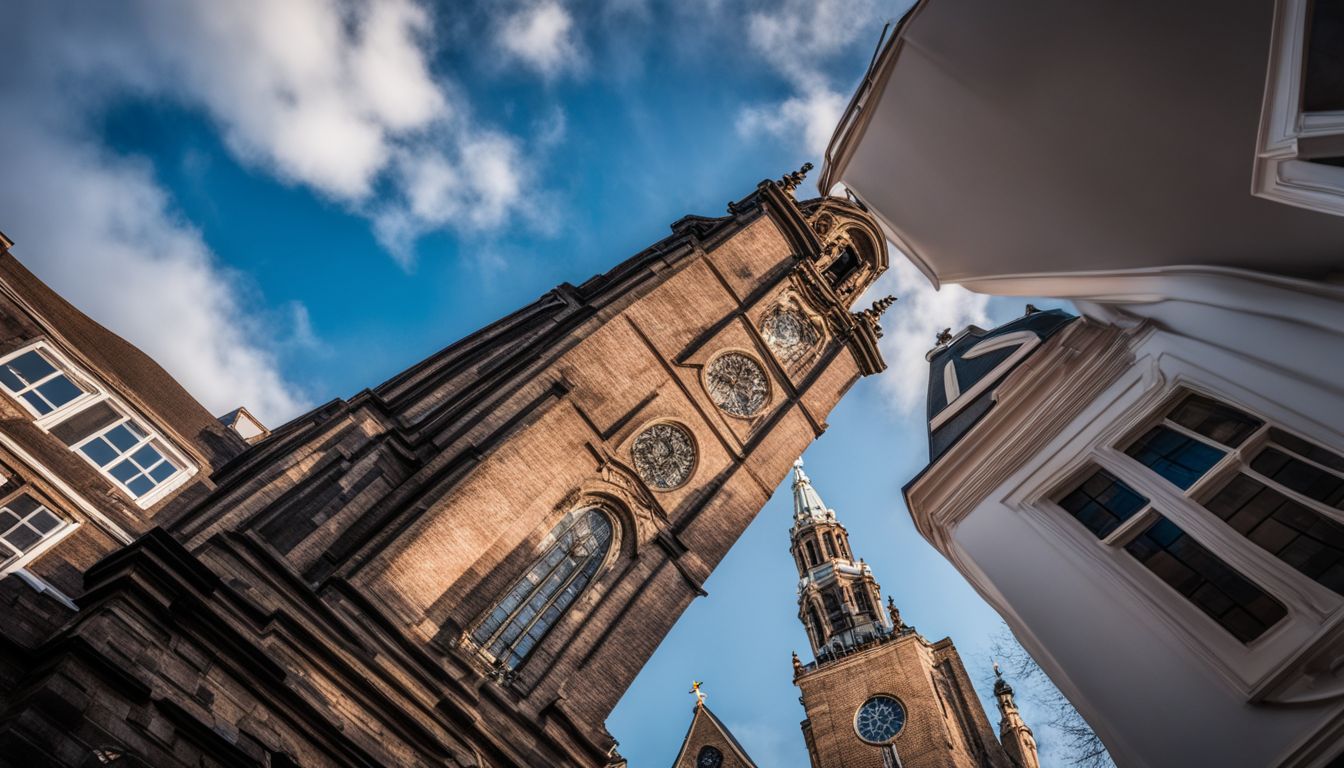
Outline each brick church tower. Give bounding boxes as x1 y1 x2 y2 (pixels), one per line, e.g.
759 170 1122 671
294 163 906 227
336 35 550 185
0 168 898 767
788 461 1023 768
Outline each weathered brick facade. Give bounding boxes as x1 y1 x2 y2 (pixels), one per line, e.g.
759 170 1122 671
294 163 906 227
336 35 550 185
0 172 894 766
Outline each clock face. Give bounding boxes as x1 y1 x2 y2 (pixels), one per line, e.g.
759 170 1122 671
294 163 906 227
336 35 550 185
696 746 723 768
855 695 906 744
704 352 769 418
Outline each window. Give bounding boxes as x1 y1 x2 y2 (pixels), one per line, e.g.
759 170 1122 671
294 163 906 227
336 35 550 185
471 507 613 671
823 245 860 288
0 346 89 418
1124 426 1226 490
824 532 837 558
0 343 192 507
1057 466 1286 644
1254 0 1344 216
1124 515 1286 643
0 492 69 568
823 590 847 632
805 540 819 567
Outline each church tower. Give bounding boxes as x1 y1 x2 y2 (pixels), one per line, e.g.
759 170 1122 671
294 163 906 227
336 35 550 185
992 666 1039 768
789 460 1020 768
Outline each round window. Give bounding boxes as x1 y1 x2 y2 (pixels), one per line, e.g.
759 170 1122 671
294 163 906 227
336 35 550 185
854 694 906 744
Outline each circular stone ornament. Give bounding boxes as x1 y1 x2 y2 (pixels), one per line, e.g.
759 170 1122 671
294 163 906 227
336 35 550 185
761 308 819 363
854 695 907 744
631 422 696 490
705 352 769 418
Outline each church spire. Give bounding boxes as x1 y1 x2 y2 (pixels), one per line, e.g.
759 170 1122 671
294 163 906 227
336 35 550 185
790 458 890 661
993 663 1040 768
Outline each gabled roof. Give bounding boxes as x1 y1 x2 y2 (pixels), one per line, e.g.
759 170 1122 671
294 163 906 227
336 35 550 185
925 308 1076 462
670 703 759 768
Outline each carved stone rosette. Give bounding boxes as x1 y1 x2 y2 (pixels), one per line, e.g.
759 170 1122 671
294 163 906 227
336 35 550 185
704 352 769 418
630 422 696 490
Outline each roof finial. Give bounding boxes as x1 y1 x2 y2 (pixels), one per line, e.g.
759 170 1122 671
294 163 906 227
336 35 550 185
869 295 897 317
779 162 814 195
1024 303 1040 316
792 651 803 676
935 327 953 346
689 680 707 707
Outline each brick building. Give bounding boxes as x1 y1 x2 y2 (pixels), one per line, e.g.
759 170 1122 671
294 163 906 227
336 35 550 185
788 460 1035 768
0 169 901 767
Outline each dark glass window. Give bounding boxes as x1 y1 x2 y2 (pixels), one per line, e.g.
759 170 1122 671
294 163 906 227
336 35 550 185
1124 515 1286 643
471 507 613 670
1251 448 1344 510
0 493 66 564
696 746 723 768
0 349 87 416
1125 426 1225 490
1269 429 1344 474
1167 394 1262 448
824 532 836 558
1206 473 1344 595
805 540 819 567
1305 0 1344 112
1058 467 1149 538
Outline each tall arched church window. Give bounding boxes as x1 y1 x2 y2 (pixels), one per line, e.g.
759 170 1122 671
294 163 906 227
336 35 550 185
807 604 825 643
805 540 820 566
471 506 614 670
823 591 847 631
824 245 861 288
824 532 837 558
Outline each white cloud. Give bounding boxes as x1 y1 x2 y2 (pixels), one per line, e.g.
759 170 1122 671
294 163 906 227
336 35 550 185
495 0 586 78
863 246 991 414
0 0 564 424
0 123 309 424
736 0 881 157
737 83 846 157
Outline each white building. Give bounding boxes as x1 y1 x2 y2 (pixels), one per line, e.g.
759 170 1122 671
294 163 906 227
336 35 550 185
821 1 1344 766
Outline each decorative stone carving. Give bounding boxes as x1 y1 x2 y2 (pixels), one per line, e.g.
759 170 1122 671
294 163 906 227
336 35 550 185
705 352 769 417
762 307 820 364
630 423 696 490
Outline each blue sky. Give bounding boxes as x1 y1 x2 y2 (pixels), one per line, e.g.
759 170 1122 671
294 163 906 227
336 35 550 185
2 1 1074 765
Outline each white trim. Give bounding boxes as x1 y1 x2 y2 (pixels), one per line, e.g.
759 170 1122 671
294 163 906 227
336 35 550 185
0 341 99 425
0 513 78 578
930 333 1041 431
1253 0 1344 216
942 359 960 403
0 431 133 545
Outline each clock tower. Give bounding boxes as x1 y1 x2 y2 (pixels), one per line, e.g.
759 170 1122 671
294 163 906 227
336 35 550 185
788 461 1024 768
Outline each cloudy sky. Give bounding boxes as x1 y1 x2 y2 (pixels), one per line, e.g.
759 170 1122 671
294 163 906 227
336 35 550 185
2 1 1075 765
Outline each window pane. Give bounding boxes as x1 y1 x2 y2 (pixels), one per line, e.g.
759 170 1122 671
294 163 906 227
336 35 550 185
1124 514 1285 643
29 509 59 534
20 392 52 415
1270 429 1344 474
4 525 40 551
1058 467 1149 538
1252 447 1344 509
130 444 163 470
126 475 155 497
79 438 118 468
35 376 82 410
1167 394 1262 448
1125 426 1226 490
149 460 178 483
4 351 55 386
0 510 18 532
104 425 140 452
1207 473 1344 595
108 459 139 484
0 366 21 392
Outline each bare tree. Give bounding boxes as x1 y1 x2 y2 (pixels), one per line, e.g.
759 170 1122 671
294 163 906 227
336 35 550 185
987 624 1114 768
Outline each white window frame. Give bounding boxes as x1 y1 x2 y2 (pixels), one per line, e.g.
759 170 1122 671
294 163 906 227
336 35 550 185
0 341 195 508
0 490 78 578
1253 0 1344 216
0 341 100 426
62 399 195 509
1017 371 1344 699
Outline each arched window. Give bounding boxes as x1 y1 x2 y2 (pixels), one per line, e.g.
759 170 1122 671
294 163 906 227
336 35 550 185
471 506 614 670
807 604 825 644
805 539 820 566
824 244 861 288
854 586 873 618
823 532 837 558
823 590 847 632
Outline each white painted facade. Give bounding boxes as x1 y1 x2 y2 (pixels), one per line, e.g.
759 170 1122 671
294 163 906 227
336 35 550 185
829 3 1344 763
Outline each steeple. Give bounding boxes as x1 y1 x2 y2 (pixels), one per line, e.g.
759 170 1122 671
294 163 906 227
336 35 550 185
993 664 1040 768
790 458 890 660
